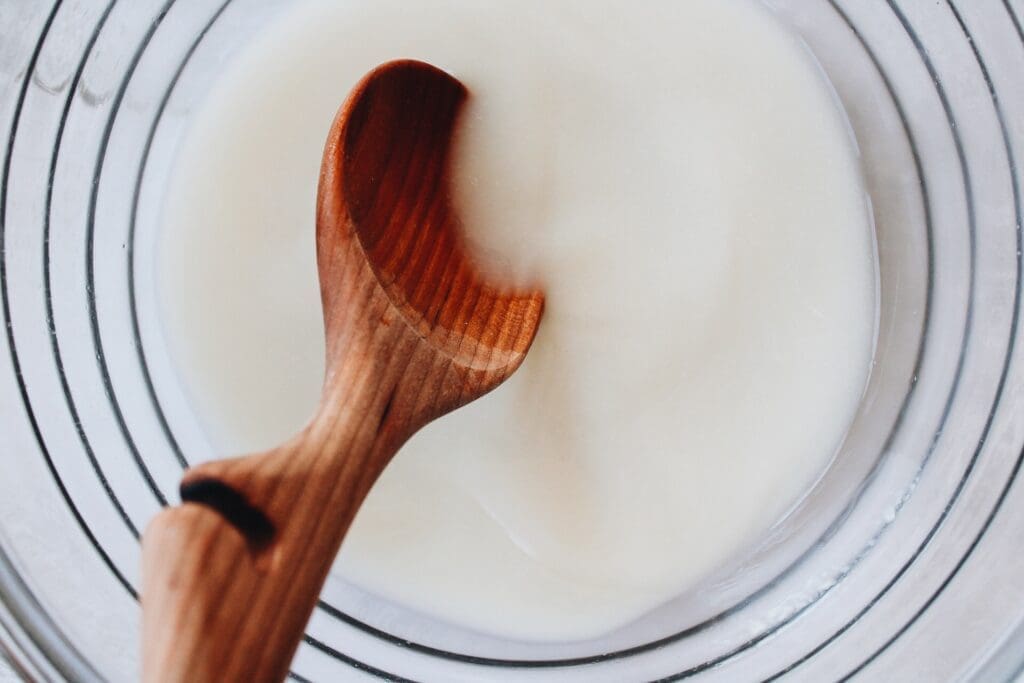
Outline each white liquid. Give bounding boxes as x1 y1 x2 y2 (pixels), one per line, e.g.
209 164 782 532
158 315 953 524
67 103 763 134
159 0 876 641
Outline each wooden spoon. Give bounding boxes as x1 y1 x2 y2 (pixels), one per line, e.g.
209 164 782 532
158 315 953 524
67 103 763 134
141 59 544 683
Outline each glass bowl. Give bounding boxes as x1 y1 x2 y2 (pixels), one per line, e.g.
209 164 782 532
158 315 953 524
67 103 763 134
2 1 1024 680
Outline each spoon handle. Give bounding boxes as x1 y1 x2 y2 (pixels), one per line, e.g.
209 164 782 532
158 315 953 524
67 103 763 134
141 349 408 683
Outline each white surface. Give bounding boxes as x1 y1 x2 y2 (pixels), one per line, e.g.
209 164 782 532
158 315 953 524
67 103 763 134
0 656 17 682
159 0 875 642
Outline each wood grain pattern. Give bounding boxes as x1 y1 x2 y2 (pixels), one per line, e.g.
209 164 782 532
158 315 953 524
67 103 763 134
141 60 543 683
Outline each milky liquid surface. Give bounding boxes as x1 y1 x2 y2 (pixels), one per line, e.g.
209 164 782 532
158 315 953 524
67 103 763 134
159 0 876 641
